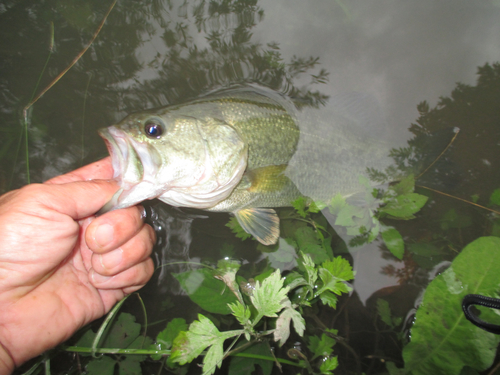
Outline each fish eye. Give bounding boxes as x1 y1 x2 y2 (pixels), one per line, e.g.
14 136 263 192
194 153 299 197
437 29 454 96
144 119 164 139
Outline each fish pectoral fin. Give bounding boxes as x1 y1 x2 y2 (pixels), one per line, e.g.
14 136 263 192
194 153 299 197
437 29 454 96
234 208 279 246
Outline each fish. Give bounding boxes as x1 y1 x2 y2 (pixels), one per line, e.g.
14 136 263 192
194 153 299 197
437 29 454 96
98 85 393 245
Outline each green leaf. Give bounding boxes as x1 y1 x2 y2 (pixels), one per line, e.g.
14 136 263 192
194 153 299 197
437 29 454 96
226 217 253 241
74 328 96 352
380 193 428 218
274 304 305 346
440 209 472 230
403 237 500 375
300 252 318 287
118 357 142 375
215 258 242 301
320 356 339 374
266 238 298 270
308 333 336 361
319 291 338 308
157 318 187 349
228 342 274 375
328 194 347 215
381 227 405 259
228 301 251 327
170 314 242 368
85 355 116 375
321 256 354 281
317 267 351 296
283 271 309 291
203 340 224 374
127 335 153 362
377 299 394 327
174 268 238 314
490 188 500 206
308 200 324 213
390 174 416 196
150 318 187 360
386 361 406 375
408 242 446 269
295 226 330 264
335 204 366 227
251 270 290 319
292 196 308 218
101 312 141 349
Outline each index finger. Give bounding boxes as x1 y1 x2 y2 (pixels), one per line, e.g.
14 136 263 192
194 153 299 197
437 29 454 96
45 157 114 185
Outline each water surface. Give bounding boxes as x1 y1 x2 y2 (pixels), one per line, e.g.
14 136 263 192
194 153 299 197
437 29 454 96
1 1 500 374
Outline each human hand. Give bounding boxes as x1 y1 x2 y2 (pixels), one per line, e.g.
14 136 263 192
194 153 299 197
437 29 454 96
0 158 155 373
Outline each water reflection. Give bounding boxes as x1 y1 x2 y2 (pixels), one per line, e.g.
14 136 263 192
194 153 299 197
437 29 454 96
1 0 500 373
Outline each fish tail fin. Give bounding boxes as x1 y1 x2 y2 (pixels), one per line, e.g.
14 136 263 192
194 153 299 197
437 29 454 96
234 208 280 245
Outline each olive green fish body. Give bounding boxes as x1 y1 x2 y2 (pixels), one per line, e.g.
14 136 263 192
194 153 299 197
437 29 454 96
98 86 392 245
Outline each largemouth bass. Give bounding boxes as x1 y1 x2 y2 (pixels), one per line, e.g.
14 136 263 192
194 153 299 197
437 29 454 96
99 86 392 245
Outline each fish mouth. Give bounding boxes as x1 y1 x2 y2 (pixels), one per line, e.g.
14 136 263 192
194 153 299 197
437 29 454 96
98 126 160 188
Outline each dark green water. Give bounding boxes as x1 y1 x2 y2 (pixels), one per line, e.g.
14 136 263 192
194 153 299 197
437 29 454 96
1 1 500 374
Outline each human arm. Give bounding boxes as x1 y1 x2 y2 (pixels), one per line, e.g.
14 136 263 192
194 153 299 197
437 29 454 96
0 158 155 373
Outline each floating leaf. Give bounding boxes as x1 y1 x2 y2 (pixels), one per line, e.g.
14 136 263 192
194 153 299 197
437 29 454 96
408 242 446 269
380 193 428 218
402 236 500 375
381 227 404 259
174 268 238 315
440 209 472 230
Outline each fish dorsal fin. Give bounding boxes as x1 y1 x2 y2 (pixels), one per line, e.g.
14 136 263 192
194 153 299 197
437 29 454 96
234 208 280 246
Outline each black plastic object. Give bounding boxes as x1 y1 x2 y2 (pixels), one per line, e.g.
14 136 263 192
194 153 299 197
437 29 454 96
462 294 500 334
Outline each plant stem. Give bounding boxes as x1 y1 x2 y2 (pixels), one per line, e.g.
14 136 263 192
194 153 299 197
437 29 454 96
91 295 130 357
20 0 117 183
81 72 92 166
22 0 117 120
66 346 169 355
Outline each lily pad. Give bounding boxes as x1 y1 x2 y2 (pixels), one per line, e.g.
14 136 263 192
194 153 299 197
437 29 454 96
402 237 500 374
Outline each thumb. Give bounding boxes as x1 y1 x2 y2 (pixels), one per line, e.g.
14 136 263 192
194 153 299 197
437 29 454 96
36 179 119 220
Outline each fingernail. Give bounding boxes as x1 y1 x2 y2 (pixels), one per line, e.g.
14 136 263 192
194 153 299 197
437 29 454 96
94 223 114 248
99 248 123 269
91 269 112 284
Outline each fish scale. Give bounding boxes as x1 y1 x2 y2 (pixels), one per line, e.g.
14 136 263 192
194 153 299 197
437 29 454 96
98 85 393 245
